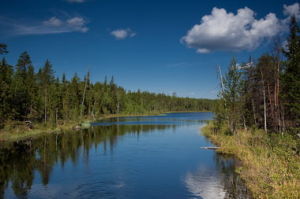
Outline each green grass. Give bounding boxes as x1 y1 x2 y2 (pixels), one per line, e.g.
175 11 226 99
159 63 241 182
0 121 78 142
202 122 300 199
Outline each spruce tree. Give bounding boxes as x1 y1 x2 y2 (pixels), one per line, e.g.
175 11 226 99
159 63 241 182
40 60 55 124
0 58 13 126
13 52 32 120
0 43 8 54
282 16 300 129
221 58 244 134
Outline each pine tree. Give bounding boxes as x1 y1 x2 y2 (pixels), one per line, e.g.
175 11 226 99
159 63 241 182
282 16 300 129
13 52 32 120
0 43 8 54
40 60 55 124
0 58 13 126
0 49 216 129
221 58 244 134
48 78 61 126
26 64 39 120
69 73 81 119
61 73 69 120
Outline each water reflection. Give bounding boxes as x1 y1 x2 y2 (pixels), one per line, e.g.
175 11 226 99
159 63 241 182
185 166 226 199
0 124 173 199
0 112 251 199
184 154 252 199
214 155 252 199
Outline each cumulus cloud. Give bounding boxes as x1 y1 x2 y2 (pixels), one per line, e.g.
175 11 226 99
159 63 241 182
110 28 136 40
283 3 300 19
0 16 89 36
182 7 282 53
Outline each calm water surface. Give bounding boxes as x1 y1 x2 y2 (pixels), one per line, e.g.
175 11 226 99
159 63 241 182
0 112 251 199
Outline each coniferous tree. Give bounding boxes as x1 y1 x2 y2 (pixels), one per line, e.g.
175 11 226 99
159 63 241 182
69 73 81 119
13 52 32 120
26 64 39 120
0 49 216 128
0 43 8 54
40 60 55 124
282 16 300 130
0 58 13 126
220 58 244 134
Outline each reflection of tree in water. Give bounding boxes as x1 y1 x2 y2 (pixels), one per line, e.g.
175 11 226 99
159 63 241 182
214 153 253 199
0 143 35 199
0 124 173 198
184 154 252 199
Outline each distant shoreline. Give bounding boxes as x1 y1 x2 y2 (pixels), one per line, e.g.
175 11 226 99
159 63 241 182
0 111 210 142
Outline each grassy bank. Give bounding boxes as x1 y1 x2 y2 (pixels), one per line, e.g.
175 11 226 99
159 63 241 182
0 111 170 142
0 111 210 142
202 122 300 199
0 120 79 142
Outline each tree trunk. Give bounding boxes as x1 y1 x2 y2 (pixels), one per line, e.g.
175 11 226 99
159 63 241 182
55 108 58 127
251 99 257 126
44 91 47 124
261 70 267 133
263 89 267 132
80 74 88 118
243 115 247 130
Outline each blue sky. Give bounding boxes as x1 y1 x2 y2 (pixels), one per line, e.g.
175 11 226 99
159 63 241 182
0 0 299 99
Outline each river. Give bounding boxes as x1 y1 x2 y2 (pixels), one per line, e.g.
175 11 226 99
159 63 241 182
0 112 251 199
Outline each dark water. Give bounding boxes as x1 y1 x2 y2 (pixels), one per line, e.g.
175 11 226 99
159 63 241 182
0 112 251 199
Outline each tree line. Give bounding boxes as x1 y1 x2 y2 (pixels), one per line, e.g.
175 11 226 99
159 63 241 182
0 46 216 128
215 16 300 135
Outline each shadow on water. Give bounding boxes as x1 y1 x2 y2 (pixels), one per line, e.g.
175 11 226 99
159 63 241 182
0 112 252 199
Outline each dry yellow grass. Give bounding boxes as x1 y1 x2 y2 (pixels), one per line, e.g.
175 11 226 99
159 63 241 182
202 123 300 199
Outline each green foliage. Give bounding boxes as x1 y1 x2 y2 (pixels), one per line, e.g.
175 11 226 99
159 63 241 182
0 43 8 54
0 58 13 127
0 49 217 129
202 122 300 199
13 51 32 120
215 17 300 135
206 16 300 199
218 57 244 133
282 16 300 129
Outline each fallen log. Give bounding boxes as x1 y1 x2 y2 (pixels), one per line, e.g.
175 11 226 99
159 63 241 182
200 146 220 150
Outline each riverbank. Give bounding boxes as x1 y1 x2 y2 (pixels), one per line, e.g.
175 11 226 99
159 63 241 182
0 120 78 142
202 122 300 199
0 112 164 142
0 111 204 142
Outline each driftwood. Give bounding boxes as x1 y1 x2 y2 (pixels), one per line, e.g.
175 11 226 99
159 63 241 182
200 146 220 150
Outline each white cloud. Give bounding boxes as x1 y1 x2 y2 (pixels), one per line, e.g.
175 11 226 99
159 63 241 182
43 17 63 27
110 28 136 40
184 167 226 199
181 7 282 53
283 3 300 19
0 16 89 36
66 17 89 32
66 0 86 3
